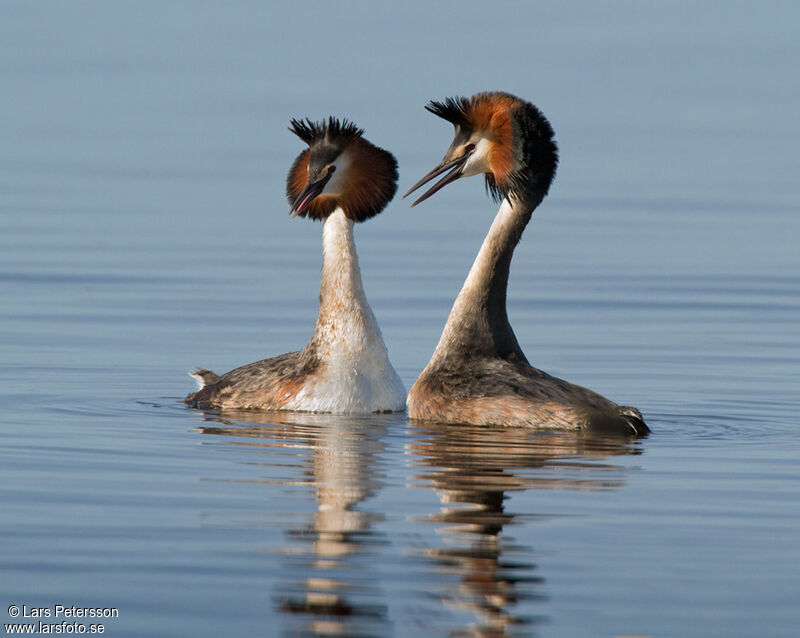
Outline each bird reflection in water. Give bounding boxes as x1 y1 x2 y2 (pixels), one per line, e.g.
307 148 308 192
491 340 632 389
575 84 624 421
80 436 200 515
407 423 645 636
195 409 402 637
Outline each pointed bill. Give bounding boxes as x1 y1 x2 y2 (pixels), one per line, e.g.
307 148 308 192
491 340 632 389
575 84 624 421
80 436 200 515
403 149 474 208
289 173 332 218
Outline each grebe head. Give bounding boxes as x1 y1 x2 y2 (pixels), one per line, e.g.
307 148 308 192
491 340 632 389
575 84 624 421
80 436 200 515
404 91 558 207
286 117 398 222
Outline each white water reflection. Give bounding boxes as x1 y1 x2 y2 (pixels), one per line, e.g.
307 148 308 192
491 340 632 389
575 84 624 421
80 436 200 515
195 411 399 636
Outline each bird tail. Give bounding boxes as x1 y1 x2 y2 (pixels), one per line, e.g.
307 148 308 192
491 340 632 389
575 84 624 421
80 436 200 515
189 368 220 390
619 406 649 436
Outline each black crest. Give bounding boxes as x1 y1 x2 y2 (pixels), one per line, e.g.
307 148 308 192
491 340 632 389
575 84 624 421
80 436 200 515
425 96 471 129
289 117 364 147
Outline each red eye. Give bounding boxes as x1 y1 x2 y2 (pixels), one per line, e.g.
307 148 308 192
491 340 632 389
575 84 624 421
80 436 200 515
466 143 476 152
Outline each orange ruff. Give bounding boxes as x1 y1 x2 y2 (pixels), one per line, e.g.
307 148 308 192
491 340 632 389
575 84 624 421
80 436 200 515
467 94 515 187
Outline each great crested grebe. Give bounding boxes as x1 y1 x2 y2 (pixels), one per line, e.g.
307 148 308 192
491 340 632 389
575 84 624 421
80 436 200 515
185 117 406 413
404 92 648 435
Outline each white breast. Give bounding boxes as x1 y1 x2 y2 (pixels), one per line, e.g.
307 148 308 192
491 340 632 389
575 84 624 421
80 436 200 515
283 208 406 414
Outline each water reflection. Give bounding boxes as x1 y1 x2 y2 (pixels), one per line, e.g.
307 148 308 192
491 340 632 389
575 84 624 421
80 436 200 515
194 409 645 637
407 424 645 636
196 410 402 637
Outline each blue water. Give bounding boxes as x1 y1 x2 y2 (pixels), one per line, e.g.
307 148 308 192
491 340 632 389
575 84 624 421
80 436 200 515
2 2 799 636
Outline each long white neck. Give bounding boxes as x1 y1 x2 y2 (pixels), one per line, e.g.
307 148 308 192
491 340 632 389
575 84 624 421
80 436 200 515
310 208 381 358
289 207 405 413
429 197 535 365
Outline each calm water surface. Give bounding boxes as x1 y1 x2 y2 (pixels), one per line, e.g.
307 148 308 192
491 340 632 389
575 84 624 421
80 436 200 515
2 2 799 637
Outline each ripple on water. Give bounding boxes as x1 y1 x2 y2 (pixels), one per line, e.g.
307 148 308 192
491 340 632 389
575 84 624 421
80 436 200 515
643 395 800 445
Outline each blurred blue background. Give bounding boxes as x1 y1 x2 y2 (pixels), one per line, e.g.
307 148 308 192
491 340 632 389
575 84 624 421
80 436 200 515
1 2 798 637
